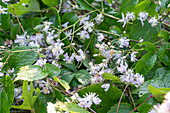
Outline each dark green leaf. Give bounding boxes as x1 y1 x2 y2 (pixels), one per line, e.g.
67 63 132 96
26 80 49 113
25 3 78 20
60 69 75 84
138 42 156 53
107 102 133 113
107 0 112 4
78 84 124 113
58 61 77 72
135 53 157 75
0 89 9 113
45 63 61 78
158 30 169 42
120 0 139 13
0 12 10 31
42 0 58 6
76 0 94 10
74 70 90 85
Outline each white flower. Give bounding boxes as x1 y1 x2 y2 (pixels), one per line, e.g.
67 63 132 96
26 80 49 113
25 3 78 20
131 52 138 62
34 59 47 67
95 14 104 25
75 49 86 61
21 3 28 6
149 17 159 27
138 12 148 26
97 33 104 42
77 30 90 40
83 21 94 33
117 61 128 73
79 15 90 25
62 22 69 28
117 13 128 27
83 92 102 105
118 37 130 48
101 83 110 92
90 75 103 84
47 102 56 113
43 21 53 32
15 32 27 45
126 12 135 21
0 5 8 14
65 29 72 40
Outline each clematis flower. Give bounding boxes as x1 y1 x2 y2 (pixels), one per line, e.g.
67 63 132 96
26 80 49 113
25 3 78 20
149 17 159 27
101 83 110 92
138 12 148 26
97 33 104 42
117 13 128 27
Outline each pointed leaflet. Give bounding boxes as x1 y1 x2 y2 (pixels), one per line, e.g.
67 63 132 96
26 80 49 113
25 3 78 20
0 89 8 113
74 70 90 85
45 63 61 78
12 81 40 110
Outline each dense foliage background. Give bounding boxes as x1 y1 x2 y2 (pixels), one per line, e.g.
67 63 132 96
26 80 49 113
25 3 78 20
0 0 170 113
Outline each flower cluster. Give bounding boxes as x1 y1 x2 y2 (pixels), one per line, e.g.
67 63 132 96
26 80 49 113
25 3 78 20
71 92 102 108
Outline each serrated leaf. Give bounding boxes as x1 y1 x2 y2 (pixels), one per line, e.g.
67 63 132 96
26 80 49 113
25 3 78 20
148 85 170 102
2 46 38 71
74 70 90 85
135 53 157 75
0 89 9 113
3 75 15 110
129 20 158 47
107 102 133 113
45 63 61 78
42 0 58 6
102 72 120 83
138 42 156 53
78 84 124 113
14 65 48 81
55 102 90 113
0 12 10 31
8 0 41 15
53 76 70 92
158 30 169 42
12 81 40 110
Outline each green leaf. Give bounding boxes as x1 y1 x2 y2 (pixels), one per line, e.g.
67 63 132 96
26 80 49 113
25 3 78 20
133 0 158 17
14 65 48 81
45 63 61 78
107 102 133 113
74 70 90 85
22 17 46 35
2 46 38 71
12 81 40 110
148 85 170 102
58 61 77 72
42 0 58 6
76 0 94 10
109 26 122 36
135 53 157 75
107 0 112 4
137 103 153 113
132 68 170 97
102 72 120 83
55 102 90 113
156 45 170 66
62 12 79 29
158 30 169 42
8 0 41 16
129 20 158 47
120 0 139 13
53 76 70 92
60 69 75 84
49 7 61 28
78 84 124 113
3 75 15 110
10 24 19 40
138 42 156 53
0 89 9 113
0 12 10 31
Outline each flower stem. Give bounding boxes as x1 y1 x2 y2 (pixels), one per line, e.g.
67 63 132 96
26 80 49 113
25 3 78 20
116 84 128 113
128 86 136 108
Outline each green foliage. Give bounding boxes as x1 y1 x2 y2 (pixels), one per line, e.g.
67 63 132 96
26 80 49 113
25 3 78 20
158 30 169 42
12 81 40 110
42 0 58 6
58 61 77 72
0 89 9 113
74 70 90 85
2 46 38 71
107 102 133 113
14 65 48 81
78 84 124 113
135 53 157 75
45 63 61 78
138 42 156 53
120 0 139 13
76 0 94 10
102 72 120 83
55 102 90 113
0 13 10 32
8 0 41 15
